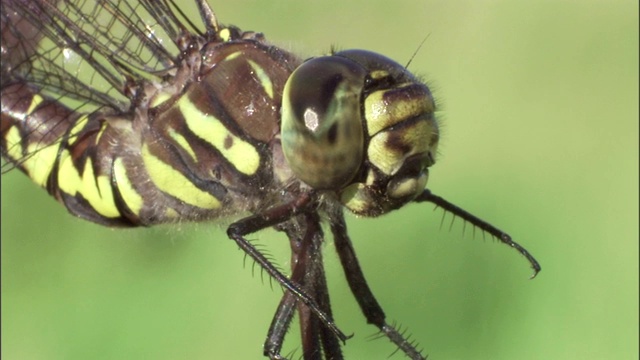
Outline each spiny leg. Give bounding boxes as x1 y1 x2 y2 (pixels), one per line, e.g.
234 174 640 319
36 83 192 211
415 189 541 278
263 214 320 360
264 290 298 360
328 209 426 360
263 211 343 360
299 212 343 360
291 218 324 360
227 193 346 356
310 257 343 360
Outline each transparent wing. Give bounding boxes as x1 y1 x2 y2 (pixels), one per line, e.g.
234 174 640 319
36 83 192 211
1 0 204 113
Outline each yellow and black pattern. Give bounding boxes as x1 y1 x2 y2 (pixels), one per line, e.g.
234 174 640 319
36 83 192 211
1 0 300 227
1 1 540 359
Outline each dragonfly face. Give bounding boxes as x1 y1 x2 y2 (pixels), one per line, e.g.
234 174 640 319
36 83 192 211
0 0 540 359
282 50 439 217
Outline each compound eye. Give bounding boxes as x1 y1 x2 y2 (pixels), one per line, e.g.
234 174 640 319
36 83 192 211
281 56 367 190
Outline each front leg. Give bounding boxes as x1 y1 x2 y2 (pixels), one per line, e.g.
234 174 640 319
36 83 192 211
226 193 347 357
329 209 426 360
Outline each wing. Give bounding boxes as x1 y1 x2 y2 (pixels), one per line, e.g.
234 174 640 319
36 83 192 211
1 0 213 114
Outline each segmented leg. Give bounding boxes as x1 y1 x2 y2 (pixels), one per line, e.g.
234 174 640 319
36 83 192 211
264 210 343 360
227 193 347 357
415 189 541 278
329 209 426 360
264 290 297 359
299 212 343 360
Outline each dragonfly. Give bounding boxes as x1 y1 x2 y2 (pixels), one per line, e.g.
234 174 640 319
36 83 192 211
0 0 541 359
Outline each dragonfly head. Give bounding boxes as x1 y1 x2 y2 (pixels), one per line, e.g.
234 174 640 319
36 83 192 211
281 49 438 216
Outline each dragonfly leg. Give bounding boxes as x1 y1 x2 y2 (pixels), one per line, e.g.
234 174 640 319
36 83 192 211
329 209 426 360
299 212 343 360
264 290 297 360
415 189 541 278
264 210 343 360
227 193 348 353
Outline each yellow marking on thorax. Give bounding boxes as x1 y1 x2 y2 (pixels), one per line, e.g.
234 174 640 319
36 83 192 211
225 51 242 61
150 91 173 108
141 143 221 210
113 157 144 216
167 127 198 162
247 59 274 98
179 97 260 175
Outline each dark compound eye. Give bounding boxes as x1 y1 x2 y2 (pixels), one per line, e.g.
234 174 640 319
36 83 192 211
281 56 367 190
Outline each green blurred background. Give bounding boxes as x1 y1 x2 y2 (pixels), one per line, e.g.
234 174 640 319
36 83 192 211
2 1 637 359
